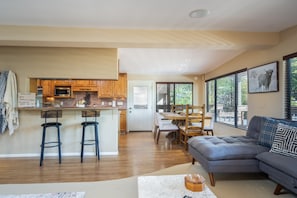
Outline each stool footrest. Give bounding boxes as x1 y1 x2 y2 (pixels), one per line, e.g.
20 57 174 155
42 141 62 148
81 139 96 145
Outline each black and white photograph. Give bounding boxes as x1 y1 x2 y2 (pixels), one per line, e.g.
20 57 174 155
248 61 279 93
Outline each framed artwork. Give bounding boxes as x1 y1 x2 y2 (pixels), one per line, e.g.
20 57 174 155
248 61 279 93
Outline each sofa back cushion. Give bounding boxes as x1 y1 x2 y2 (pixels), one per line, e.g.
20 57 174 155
246 116 264 139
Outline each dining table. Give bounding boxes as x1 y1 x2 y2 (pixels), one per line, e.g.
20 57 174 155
160 112 212 127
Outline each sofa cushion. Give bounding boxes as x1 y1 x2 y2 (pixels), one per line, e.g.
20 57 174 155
256 152 297 178
270 123 297 158
188 136 269 161
246 116 264 139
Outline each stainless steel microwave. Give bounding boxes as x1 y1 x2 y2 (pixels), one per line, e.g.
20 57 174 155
55 86 71 97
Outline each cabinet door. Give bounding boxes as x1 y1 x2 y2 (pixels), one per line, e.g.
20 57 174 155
53 80 72 86
120 110 127 133
98 80 114 98
40 80 54 97
73 80 98 87
113 73 127 98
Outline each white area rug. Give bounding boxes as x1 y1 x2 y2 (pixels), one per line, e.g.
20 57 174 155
0 163 295 198
0 192 85 198
138 175 216 198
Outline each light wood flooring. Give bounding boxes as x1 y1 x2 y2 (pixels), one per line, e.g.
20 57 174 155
0 132 192 184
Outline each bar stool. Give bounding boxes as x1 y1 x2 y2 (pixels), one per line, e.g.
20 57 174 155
40 110 62 166
80 110 100 163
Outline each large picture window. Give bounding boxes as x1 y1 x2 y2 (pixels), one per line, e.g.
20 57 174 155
206 70 248 129
156 82 193 112
284 52 297 120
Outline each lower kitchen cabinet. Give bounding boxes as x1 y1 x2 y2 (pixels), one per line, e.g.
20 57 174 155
120 110 127 134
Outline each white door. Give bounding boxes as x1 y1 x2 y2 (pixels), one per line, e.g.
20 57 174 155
128 80 154 131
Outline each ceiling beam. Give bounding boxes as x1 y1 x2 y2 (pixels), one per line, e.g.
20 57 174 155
0 25 279 50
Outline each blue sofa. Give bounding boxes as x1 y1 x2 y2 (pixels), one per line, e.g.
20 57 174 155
188 116 297 195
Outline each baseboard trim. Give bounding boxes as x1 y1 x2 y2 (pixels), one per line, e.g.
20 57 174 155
0 152 119 158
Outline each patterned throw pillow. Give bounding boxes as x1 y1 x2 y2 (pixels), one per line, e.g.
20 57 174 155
258 118 279 148
270 123 297 158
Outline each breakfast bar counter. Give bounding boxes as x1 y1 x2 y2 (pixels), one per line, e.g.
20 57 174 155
0 106 120 158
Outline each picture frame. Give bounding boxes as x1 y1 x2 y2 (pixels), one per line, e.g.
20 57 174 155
248 61 279 93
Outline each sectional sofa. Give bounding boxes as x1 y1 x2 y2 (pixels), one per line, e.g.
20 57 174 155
188 115 297 195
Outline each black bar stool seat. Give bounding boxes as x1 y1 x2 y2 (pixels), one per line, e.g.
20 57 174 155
81 110 100 163
40 110 62 166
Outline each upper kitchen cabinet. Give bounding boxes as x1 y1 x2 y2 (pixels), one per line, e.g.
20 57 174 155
40 79 54 97
73 80 98 87
113 73 127 98
98 80 114 98
97 73 127 98
53 79 72 86
72 80 99 92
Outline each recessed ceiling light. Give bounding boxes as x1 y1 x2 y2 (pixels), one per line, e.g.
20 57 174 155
189 9 210 18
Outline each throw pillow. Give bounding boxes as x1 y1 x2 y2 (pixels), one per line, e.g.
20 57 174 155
258 118 279 148
270 123 297 158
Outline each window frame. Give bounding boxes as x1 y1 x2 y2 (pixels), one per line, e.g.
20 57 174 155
155 82 193 112
284 52 297 120
206 69 248 129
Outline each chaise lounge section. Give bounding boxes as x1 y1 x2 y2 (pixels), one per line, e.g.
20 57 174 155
188 115 297 195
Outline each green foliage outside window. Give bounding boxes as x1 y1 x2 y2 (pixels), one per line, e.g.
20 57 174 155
290 57 297 106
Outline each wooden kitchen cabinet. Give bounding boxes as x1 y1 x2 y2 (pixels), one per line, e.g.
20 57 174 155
40 80 54 97
53 79 72 86
119 110 127 134
98 80 114 98
73 80 98 87
113 73 127 98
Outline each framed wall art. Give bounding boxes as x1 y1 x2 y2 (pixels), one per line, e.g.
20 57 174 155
248 61 279 93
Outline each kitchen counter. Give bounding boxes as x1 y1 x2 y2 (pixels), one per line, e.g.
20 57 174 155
0 106 120 158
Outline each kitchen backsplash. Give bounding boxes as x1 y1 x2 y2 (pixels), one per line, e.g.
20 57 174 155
46 92 126 109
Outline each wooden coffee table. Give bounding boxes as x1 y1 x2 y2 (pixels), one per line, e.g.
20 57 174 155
138 174 217 198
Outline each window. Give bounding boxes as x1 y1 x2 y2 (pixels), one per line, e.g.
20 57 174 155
206 70 248 129
156 82 193 112
284 52 297 120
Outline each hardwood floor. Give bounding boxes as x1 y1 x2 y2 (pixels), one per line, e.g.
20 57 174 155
0 132 192 184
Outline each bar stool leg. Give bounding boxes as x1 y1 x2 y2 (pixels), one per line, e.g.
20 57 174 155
95 124 100 160
81 125 86 163
57 126 62 164
40 127 46 166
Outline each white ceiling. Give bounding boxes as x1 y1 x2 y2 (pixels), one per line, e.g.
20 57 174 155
1 0 297 75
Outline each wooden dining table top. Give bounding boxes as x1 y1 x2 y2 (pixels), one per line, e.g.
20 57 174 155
159 112 187 120
159 112 211 120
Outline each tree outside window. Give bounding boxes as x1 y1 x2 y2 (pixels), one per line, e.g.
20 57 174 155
206 70 248 129
156 82 193 112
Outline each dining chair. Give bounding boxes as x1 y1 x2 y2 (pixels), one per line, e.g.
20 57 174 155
179 104 205 150
154 112 179 144
203 112 214 136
